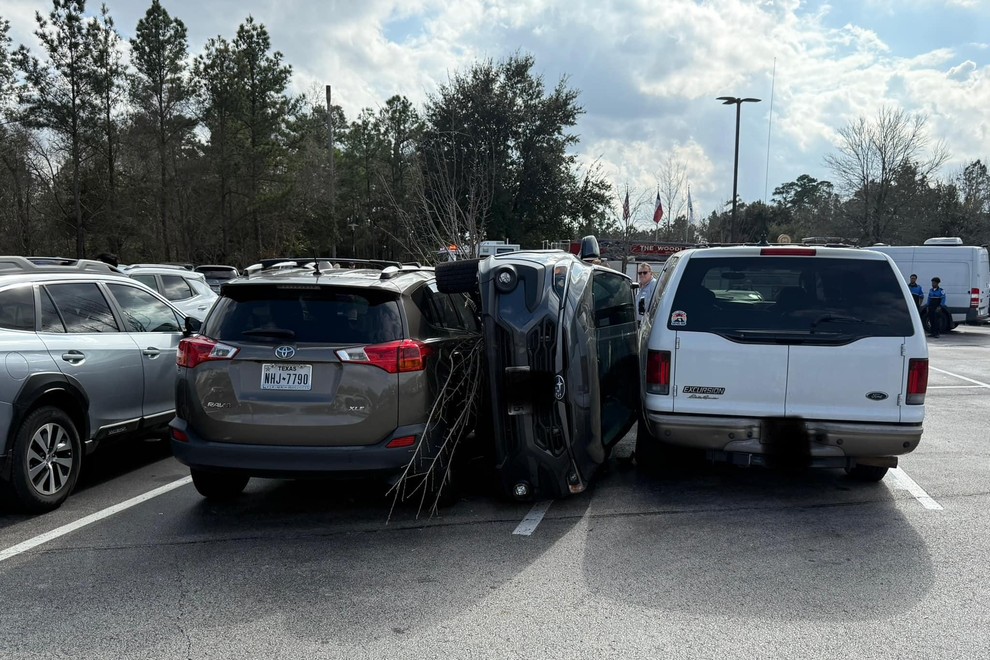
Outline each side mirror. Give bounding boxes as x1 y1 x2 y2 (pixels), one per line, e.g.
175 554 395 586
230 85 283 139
578 235 601 261
183 316 202 336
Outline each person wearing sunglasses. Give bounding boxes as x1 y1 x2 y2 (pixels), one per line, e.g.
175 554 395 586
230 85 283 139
636 264 656 325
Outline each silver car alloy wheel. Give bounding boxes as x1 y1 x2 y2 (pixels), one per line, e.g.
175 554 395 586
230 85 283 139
26 422 75 496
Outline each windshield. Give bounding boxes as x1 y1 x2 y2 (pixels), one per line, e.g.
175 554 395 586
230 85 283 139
667 256 914 338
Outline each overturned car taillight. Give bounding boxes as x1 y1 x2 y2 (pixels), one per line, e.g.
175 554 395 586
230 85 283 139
646 350 671 395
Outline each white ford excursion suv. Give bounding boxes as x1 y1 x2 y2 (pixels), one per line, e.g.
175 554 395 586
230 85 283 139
637 245 928 481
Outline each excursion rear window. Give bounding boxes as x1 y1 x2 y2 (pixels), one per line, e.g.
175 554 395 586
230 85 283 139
205 286 403 344
667 256 914 338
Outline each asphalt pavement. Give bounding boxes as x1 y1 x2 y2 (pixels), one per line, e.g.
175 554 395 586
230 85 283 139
1 325 989 659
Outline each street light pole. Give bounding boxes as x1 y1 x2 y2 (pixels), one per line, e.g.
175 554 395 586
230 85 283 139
717 96 761 243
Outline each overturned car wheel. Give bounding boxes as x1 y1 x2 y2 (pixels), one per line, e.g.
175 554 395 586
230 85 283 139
436 258 481 294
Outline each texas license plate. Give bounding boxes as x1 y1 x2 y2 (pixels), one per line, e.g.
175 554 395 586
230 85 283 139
261 363 313 390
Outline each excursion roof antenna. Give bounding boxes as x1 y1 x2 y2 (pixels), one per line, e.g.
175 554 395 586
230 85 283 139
312 250 321 276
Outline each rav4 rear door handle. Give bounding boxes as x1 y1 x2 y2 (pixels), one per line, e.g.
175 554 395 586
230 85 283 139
142 348 162 358
61 350 85 364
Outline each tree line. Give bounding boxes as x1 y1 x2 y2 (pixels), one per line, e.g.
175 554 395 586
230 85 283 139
1 1 988 270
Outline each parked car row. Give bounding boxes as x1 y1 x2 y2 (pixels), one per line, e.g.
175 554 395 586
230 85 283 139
0 242 931 513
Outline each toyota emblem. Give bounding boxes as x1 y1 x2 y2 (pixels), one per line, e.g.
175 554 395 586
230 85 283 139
274 345 295 360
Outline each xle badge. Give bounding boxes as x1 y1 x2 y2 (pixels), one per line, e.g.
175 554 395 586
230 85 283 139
554 374 566 400
671 310 687 326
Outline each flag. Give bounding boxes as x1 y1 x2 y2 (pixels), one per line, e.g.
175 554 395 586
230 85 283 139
653 191 664 225
687 187 695 225
622 190 630 222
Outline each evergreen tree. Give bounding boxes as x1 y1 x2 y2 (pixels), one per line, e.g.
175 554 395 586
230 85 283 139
14 0 97 257
130 0 195 260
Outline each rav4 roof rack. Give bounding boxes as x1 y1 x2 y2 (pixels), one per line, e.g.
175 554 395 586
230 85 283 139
251 257 404 271
0 256 121 274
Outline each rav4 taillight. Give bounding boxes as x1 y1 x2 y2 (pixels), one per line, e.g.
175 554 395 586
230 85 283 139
646 350 671 395
335 339 432 374
971 288 980 309
176 336 239 369
906 358 928 405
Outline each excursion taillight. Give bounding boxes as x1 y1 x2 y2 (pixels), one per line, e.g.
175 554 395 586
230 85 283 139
176 336 239 369
335 339 432 373
760 247 817 256
906 358 928 405
646 350 671 395
971 288 980 309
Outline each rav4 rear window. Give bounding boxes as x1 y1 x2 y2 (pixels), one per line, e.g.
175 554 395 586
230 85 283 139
205 286 403 344
667 256 914 338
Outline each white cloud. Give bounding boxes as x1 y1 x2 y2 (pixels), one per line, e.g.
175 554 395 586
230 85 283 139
4 0 990 225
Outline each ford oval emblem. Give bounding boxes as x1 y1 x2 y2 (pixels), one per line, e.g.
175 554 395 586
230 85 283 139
274 345 295 360
866 391 888 401
554 374 566 401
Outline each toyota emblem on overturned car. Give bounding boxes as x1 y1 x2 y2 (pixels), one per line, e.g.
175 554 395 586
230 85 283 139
554 374 566 401
274 346 295 360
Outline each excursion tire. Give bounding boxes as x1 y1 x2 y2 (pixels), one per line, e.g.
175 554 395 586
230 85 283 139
846 464 889 482
190 469 249 500
3 406 82 513
634 420 663 472
436 258 481 294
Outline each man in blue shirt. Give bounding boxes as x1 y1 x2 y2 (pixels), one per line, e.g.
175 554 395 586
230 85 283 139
926 277 947 337
908 274 924 308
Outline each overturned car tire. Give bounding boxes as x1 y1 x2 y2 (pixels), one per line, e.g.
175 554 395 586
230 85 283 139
436 258 481 294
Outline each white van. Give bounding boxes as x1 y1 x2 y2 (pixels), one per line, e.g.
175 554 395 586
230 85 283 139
478 240 521 257
867 239 990 327
638 245 929 481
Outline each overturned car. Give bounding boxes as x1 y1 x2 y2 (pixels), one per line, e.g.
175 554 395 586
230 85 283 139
438 237 640 500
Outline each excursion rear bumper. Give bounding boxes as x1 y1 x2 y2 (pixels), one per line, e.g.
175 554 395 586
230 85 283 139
169 417 426 478
643 412 923 466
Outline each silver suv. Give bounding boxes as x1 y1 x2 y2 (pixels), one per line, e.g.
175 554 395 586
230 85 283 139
0 257 198 512
169 258 481 502
120 265 218 321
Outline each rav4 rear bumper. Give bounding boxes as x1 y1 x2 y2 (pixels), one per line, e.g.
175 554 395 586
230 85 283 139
644 412 923 465
169 418 427 478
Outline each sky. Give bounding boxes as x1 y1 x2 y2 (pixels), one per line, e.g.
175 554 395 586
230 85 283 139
4 0 990 233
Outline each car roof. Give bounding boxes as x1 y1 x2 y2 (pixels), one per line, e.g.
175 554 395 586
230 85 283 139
122 265 209 280
231 262 435 293
680 245 889 260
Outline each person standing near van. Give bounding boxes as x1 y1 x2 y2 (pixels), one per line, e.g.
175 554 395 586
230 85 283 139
908 274 924 307
927 277 947 337
636 264 657 325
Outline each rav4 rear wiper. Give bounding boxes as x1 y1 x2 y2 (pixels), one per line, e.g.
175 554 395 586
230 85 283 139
810 314 864 333
241 328 296 339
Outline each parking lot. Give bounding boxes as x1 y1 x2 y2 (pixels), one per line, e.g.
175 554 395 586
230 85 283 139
1 325 988 659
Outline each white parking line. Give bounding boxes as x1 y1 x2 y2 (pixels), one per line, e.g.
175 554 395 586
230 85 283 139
928 385 987 389
884 467 943 510
513 500 553 536
929 366 990 389
0 476 192 564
